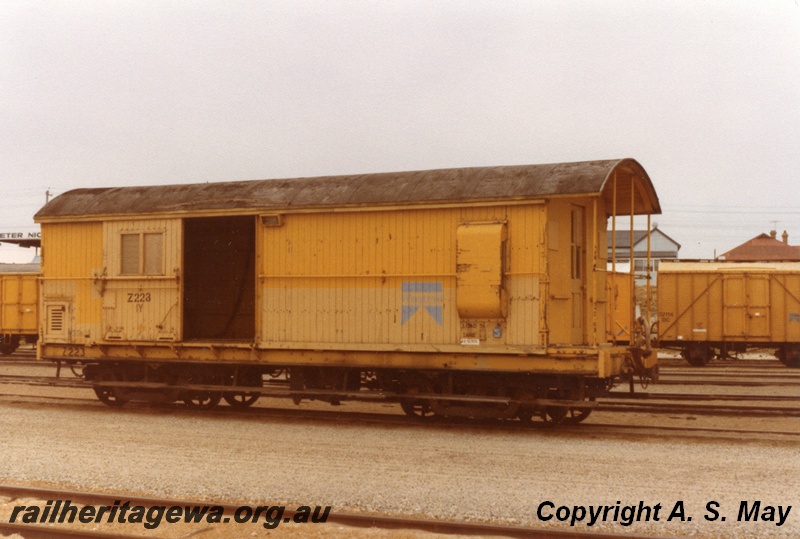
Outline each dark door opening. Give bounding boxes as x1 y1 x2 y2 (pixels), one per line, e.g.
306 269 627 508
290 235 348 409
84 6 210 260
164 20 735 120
183 216 256 341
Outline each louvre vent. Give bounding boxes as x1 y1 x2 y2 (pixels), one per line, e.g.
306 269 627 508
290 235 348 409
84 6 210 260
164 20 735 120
48 305 65 334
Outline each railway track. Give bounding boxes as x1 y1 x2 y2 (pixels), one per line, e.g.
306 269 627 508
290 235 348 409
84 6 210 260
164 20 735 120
0 371 797 419
0 389 797 444
2 351 798 428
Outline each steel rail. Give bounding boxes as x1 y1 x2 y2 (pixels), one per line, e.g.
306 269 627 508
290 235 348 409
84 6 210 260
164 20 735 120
0 391 796 441
597 402 800 417
655 379 800 387
0 373 599 410
1 372 799 419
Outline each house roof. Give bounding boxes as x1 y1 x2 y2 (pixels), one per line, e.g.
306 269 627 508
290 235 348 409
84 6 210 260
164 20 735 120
660 260 800 273
35 158 661 221
607 227 681 250
608 229 649 250
719 233 800 262
0 263 40 273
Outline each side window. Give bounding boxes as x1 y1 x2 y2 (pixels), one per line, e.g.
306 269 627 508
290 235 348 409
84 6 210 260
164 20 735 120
120 232 164 275
143 233 164 274
120 234 139 275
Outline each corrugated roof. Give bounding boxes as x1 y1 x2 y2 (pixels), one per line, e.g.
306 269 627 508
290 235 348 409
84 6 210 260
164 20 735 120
35 158 661 220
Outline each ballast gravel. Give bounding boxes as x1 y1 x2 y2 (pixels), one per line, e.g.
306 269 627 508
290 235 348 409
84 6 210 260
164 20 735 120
0 392 797 539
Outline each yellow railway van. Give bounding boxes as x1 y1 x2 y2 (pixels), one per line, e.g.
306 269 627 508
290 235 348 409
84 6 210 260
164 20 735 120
657 261 800 367
35 159 661 423
0 270 39 355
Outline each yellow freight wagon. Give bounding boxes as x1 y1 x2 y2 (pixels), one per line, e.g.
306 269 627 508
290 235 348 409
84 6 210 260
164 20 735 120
0 271 39 355
657 261 800 367
35 159 661 423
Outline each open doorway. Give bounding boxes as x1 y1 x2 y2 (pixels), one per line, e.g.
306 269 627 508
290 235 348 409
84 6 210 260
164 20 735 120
183 216 256 341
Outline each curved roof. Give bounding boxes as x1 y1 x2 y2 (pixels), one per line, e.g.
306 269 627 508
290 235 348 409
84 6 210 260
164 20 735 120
35 158 660 221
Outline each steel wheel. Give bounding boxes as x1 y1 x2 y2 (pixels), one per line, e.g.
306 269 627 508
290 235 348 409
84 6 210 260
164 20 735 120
540 406 567 426
564 403 594 424
400 377 435 419
0 336 19 356
400 400 435 419
779 345 800 368
183 392 222 409
515 391 536 425
223 370 263 408
93 369 129 408
223 391 260 408
684 344 712 366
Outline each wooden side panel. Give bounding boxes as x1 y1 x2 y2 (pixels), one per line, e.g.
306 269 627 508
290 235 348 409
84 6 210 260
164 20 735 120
606 271 632 343
40 222 103 344
258 204 547 349
259 209 456 345
545 198 594 345
504 205 546 346
102 219 181 342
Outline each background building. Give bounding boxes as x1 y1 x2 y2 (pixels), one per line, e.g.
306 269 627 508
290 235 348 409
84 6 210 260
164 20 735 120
719 230 800 262
607 225 680 284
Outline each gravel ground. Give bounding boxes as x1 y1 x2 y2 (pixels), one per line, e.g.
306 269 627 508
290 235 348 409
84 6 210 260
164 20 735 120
0 390 797 539
0 353 797 538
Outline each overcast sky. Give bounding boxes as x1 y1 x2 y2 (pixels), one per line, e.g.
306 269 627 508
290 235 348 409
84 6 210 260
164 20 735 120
1 1 798 262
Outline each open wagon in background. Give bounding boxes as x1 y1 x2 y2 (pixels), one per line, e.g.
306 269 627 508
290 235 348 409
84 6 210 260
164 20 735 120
34 158 661 424
657 261 800 367
0 270 39 355
0 235 40 356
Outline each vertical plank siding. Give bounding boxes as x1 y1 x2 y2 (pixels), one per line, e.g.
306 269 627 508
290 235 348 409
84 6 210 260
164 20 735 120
39 200 613 352
258 203 563 349
40 222 103 343
102 219 181 341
